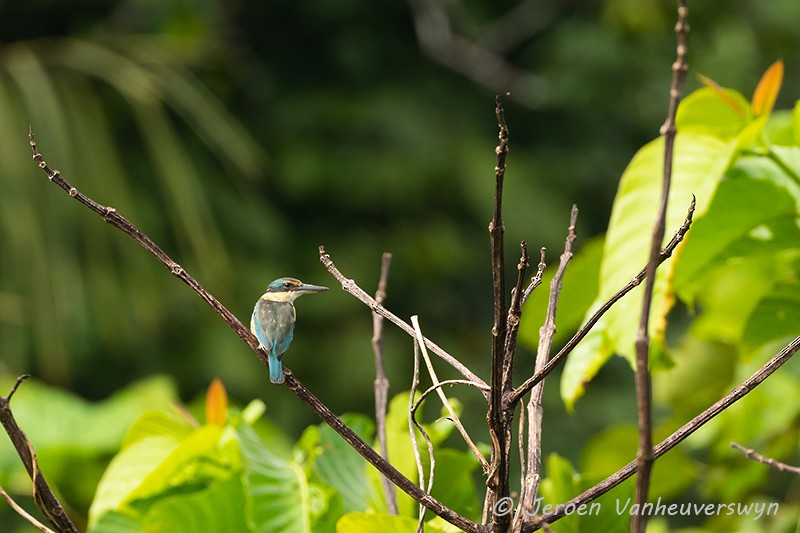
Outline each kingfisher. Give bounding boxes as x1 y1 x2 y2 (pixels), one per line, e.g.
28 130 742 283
251 277 328 384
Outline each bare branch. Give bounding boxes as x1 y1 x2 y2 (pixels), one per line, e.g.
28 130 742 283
0 375 77 533
407 342 431 533
521 335 800 532
0 486 55 533
412 380 491 408
520 247 546 307
372 252 398 514
405 0 548 109
509 196 695 407
412 316 489 472
485 95 514 531
503 242 529 375
30 131 481 533
319 247 488 393
730 442 800 476
514 206 577 531
632 4 689 529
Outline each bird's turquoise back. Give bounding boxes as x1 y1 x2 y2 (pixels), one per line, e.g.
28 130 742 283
251 298 296 383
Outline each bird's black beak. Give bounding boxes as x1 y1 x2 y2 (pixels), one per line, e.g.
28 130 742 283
297 283 328 293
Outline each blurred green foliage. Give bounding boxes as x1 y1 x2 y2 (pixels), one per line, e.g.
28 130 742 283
1 0 800 531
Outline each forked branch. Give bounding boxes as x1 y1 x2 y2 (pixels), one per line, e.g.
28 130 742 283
0 376 77 533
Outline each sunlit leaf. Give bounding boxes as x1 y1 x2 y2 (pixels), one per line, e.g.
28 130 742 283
751 60 784 118
562 132 736 408
336 512 451 533
238 422 313 533
697 73 747 119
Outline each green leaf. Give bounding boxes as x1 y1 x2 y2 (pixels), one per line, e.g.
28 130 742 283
336 512 451 533
676 86 750 139
310 414 382 513
562 131 736 408
140 475 249 532
428 449 480 522
673 164 800 303
237 422 315 533
538 453 631 533
742 280 800 350
580 425 695 500
519 235 605 352
89 424 227 527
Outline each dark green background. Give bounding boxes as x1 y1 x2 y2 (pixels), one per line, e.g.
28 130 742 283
1 0 798 459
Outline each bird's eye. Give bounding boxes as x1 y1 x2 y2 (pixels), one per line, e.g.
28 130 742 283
284 282 293 289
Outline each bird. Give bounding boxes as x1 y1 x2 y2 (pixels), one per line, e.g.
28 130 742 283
251 277 328 383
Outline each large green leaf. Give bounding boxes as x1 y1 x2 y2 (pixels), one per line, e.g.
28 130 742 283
562 131 736 408
237 422 316 533
306 413 383 513
88 421 227 527
140 474 249 532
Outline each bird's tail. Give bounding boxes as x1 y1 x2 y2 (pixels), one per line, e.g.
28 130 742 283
269 351 284 384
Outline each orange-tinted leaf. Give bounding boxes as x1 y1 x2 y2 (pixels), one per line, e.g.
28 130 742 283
697 73 746 118
206 378 228 426
751 60 784 118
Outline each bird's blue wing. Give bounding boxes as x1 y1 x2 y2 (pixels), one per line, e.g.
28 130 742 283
251 299 296 383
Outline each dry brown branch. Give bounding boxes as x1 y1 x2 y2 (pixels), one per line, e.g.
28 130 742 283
730 442 800 475
319 247 487 392
0 375 77 533
632 4 689 530
412 316 488 472
484 95 514 531
372 252 398 514
0 486 55 533
509 196 696 407
405 0 547 108
514 206 577 531
521 334 800 532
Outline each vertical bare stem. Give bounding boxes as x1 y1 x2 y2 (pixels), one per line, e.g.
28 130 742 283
485 95 512 530
515 206 577 531
408 341 425 532
632 3 689 531
372 252 398 514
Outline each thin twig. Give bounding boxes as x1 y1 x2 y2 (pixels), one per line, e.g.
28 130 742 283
408 342 435 533
730 442 800 475
412 380 491 409
509 197 695 407
521 335 800 532
319 247 487 393
0 375 77 533
0 486 56 533
503 242 529 378
514 206 577 531
372 252 398 514
484 95 513 531
412 316 489 472
632 4 689 530
30 130 481 533
521 248 546 307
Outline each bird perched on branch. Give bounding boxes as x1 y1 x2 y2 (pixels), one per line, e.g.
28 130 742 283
251 277 328 383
